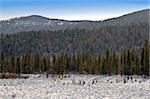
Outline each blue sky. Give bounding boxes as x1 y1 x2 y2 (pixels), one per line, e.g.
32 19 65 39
0 0 149 20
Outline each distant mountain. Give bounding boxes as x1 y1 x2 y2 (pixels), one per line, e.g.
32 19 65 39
101 9 149 25
0 9 149 34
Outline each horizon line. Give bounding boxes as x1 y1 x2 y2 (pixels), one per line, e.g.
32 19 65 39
0 8 149 21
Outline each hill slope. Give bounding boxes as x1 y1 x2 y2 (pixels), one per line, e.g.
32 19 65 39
0 9 149 34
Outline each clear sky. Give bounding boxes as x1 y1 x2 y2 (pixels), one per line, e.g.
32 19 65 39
0 0 149 21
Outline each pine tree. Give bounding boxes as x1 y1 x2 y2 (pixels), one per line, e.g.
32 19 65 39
101 57 106 75
11 55 16 73
0 49 4 73
142 40 149 76
34 54 40 73
124 49 132 75
52 55 56 74
112 52 119 75
105 49 111 75
16 57 21 74
23 51 33 73
97 55 102 74
12 34 16 73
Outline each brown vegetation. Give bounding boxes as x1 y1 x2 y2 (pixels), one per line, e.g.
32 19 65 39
0 73 28 79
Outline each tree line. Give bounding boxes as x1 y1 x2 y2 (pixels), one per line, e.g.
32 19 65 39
0 40 149 76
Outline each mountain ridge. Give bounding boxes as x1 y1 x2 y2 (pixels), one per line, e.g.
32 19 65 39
1 9 149 22
0 9 149 34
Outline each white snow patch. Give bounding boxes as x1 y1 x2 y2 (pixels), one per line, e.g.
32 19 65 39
0 74 149 99
57 22 64 25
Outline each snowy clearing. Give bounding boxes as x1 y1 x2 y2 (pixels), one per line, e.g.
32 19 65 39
0 74 149 99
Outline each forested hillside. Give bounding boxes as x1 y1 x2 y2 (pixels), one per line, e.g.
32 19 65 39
0 23 148 56
0 9 149 76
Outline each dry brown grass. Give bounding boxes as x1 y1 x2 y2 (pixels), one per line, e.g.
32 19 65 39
0 73 29 79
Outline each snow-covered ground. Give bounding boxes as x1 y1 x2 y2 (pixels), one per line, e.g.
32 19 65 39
0 74 149 99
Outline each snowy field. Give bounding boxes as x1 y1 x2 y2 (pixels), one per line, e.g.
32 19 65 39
0 74 149 99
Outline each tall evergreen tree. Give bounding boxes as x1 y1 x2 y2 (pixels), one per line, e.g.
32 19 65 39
142 40 149 76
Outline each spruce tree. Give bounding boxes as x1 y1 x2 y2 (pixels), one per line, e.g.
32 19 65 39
143 40 149 76
0 49 4 73
16 57 21 74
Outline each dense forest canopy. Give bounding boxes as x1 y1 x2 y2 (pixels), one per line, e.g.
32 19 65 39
0 23 149 76
0 40 149 76
0 23 149 56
